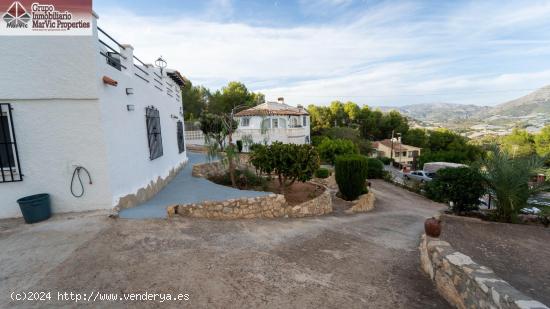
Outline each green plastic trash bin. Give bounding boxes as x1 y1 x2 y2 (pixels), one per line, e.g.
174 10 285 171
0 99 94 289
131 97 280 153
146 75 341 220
17 193 51 224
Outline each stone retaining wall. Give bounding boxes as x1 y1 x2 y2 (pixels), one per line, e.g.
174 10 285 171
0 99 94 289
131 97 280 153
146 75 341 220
287 189 332 218
346 192 376 213
192 161 226 178
179 161 335 220
168 188 332 220
420 234 548 309
191 160 251 178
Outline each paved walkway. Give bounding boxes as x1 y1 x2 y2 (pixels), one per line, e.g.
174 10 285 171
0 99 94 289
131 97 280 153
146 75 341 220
1 180 450 308
118 152 269 219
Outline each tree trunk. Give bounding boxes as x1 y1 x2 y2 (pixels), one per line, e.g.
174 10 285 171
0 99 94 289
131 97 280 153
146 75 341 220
278 174 285 194
287 177 297 188
227 133 236 188
228 157 236 187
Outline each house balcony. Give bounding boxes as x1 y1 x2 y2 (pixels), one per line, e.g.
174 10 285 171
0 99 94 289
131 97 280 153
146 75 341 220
234 127 309 144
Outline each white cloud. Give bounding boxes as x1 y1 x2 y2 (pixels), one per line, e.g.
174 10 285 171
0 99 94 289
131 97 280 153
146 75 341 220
96 1 550 107
299 0 355 12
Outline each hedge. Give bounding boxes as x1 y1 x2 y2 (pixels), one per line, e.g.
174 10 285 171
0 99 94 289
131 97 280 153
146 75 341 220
335 154 369 201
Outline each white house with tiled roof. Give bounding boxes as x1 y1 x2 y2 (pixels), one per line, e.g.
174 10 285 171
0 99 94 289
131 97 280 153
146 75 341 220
233 98 311 147
372 139 422 168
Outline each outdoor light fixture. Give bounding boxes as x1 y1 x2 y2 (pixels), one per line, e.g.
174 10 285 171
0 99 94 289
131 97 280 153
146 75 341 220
170 114 179 119
126 88 134 95
155 56 167 75
127 104 135 111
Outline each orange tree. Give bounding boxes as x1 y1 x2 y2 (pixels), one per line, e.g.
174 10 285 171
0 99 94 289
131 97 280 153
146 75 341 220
250 142 320 193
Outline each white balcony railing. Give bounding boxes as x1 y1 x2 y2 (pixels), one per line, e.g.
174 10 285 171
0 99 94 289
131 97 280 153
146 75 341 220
96 26 181 102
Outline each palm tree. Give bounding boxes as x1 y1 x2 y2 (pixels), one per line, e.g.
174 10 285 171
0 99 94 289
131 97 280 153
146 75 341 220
480 146 549 222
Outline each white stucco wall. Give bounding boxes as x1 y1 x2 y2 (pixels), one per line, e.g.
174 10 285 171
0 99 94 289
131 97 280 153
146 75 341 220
95 33 187 206
0 22 112 218
0 36 98 100
0 15 187 218
0 100 113 218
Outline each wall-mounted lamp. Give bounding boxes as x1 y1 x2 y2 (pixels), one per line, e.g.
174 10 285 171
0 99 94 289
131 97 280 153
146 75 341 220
126 88 134 95
170 114 179 119
127 104 135 111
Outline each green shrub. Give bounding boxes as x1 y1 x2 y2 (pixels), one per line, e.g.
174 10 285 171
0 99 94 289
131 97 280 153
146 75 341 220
249 143 262 152
317 138 359 165
335 154 369 201
366 158 384 179
211 169 265 188
425 167 485 213
317 128 372 155
356 140 373 156
311 136 326 147
250 142 320 192
379 157 393 165
480 146 548 222
314 168 330 178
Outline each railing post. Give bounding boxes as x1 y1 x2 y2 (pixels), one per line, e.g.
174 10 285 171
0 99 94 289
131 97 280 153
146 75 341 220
120 44 134 74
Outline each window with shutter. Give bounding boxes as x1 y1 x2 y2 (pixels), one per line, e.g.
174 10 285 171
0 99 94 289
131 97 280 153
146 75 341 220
0 103 23 182
146 106 163 160
177 120 185 154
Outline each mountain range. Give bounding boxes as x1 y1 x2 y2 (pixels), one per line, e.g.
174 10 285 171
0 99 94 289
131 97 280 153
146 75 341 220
379 85 550 126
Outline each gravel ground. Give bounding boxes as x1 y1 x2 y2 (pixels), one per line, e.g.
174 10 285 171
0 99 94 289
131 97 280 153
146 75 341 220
440 215 550 306
1 180 449 308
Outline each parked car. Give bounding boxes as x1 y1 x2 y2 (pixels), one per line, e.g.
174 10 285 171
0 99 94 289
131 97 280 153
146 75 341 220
404 170 435 182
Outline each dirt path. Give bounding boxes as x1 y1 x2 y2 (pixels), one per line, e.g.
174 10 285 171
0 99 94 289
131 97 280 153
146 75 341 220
440 215 550 306
1 180 450 308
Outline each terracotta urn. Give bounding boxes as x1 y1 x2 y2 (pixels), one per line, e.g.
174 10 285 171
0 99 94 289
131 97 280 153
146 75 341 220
424 217 441 238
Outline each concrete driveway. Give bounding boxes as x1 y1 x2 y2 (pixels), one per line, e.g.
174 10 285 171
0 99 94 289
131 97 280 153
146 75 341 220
119 152 269 219
0 180 450 308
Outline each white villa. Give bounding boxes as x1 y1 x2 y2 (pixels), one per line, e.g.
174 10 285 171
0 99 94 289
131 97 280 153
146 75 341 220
233 98 311 147
0 12 187 218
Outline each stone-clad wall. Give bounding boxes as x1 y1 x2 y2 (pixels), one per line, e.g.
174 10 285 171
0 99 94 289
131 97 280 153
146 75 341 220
192 161 251 178
169 189 332 220
174 194 287 219
346 192 376 213
286 190 332 218
117 160 187 210
192 161 226 178
419 234 548 309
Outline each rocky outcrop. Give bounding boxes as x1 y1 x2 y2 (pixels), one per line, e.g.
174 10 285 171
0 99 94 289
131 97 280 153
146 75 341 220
420 234 548 309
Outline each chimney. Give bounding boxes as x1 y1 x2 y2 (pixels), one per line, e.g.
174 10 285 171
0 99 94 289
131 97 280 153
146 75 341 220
277 97 284 104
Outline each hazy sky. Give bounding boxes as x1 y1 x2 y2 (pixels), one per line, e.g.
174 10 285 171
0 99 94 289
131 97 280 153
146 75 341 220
94 0 550 107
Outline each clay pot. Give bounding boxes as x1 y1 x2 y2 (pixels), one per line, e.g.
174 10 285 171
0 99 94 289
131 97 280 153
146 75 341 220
424 217 441 238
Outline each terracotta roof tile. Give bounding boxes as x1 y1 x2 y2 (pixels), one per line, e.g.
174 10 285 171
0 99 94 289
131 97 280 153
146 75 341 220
235 102 309 117
374 139 421 151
